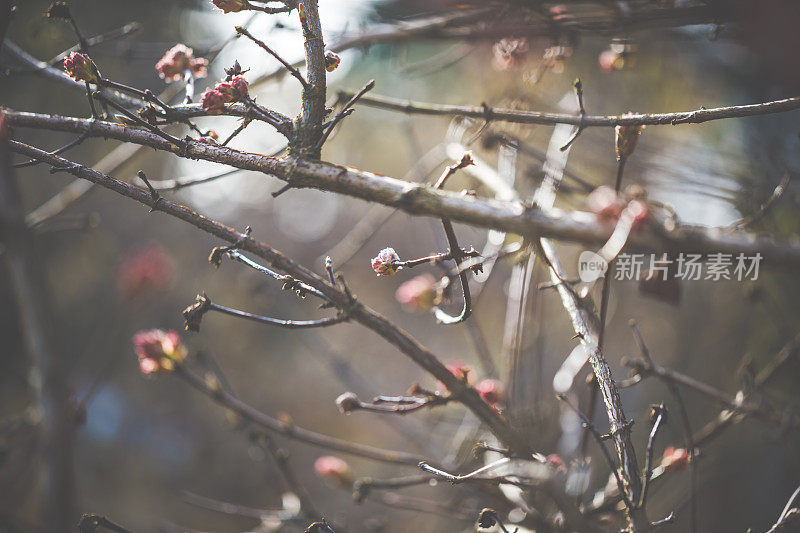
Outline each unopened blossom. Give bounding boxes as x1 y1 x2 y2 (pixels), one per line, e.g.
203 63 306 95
546 453 565 468
201 76 249 113
599 41 636 72
475 378 505 408
182 293 212 332
196 130 219 144
117 243 176 299
200 88 227 114
324 51 341 72
314 456 351 487
477 508 497 529
660 446 690 472
63 52 100 84
395 274 439 312
548 5 571 22
335 392 360 414
624 199 649 229
212 0 249 13
586 186 626 220
445 360 473 383
615 113 645 160
133 329 186 375
371 247 400 276
216 75 249 101
492 37 529 70
155 44 208 82
598 49 623 72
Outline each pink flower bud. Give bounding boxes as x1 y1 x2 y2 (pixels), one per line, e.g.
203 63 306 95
325 51 341 72
586 186 626 220
598 49 621 72
229 75 249 99
445 360 473 383
117 243 176 299
215 75 249 102
660 446 690 473
63 52 100 84
624 199 649 230
200 89 227 114
371 247 400 276
475 378 505 408
314 456 351 487
615 114 645 160
335 392 360 414
132 329 186 375
548 5 571 21
212 0 250 13
395 274 439 312
155 44 208 82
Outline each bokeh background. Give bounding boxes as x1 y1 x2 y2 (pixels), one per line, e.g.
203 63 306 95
1 1 799 532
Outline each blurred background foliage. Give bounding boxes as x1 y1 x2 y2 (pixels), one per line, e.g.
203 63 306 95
1 1 799 532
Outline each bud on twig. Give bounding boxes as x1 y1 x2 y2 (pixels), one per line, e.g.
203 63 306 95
182 293 212 332
335 392 360 414
477 508 498 529
475 378 505 409
314 456 352 487
371 247 401 276
155 44 208 82
325 51 341 72
132 329 187 375
63 52 100 84
212 0 250 13
615 113 645 160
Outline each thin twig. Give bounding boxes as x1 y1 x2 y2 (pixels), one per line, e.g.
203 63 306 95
9 142 531 456
639 403 667 508
556 393 633 510
236 26 309 89
92 91 186 149
728 173 791 230
173 364 425 465
338 391 452 415
629 320 697 532
203 297 346 329
47 22 142 66
431 153 475 325
315 80 376 151
560 78 586 151
221 118 253 147
624 356 800 431
346 92 800 128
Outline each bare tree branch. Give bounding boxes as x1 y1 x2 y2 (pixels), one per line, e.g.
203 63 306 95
342 91 800 128
8 115 800 269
